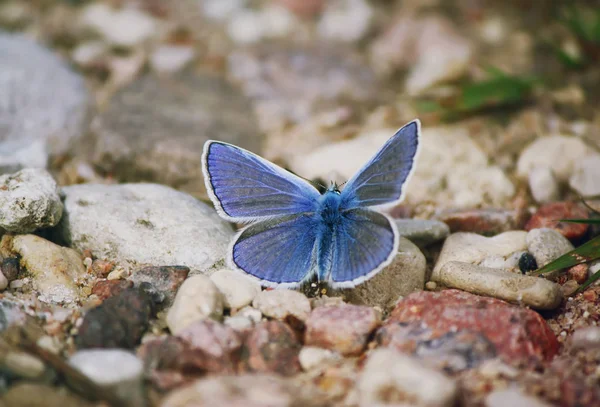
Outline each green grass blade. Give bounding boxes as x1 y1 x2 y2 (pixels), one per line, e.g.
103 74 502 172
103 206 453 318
559 218 600 224
533 235 600 275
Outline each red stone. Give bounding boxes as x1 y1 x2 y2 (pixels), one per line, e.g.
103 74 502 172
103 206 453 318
383 289 559 365
567 264 589 284
525 202 589 240
305 304 381 356
91 259 115 277
439 208 527 236
91 279 134 300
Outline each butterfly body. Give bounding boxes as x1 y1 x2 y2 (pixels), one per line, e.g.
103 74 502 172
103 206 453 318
202 120 421 289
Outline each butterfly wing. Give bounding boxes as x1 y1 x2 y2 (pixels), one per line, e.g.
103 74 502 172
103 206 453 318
230 213 319 288
324 208 398 288
339 120 420 210
202 141 321 222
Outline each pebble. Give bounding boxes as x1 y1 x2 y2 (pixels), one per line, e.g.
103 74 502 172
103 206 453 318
0 271 7 291
56 183 233 273
276 0 325 17
91 279 133 300
71 41 107 68
526 228 574 270
81 3 156 47
439 208 527 236
0 257 19 282
567 263 589 283
432 261 562 310
569 154 600 198
338 237 426 311
525 202 589 240
227 5 297 45
0 169 63 233
529 166 560 204
393 219 450 247
128 265 189 308
1 383 93 407
210 269 261 310
7 234 86 305
318 0 373 43
433 231 528 275
86 72 261 196
357 348 457 407
69 349 144 406
517 135 592 181
571 326 600 349
166 275 224 335
240 320 301 376
252 289 311 322
149 45 195 74
298 346 340 371
304 304 381 356
75 288 153 349
0 33 89 173
485 388 552 407
201 0 246 21
381 290 559 366
2 351 48 380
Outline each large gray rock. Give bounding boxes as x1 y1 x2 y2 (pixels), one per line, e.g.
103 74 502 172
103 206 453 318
0 33 90 173
56 183 234 273
84 72 261 197
0 168 63 233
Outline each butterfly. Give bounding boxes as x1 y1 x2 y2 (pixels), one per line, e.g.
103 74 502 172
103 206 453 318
202 120 421 289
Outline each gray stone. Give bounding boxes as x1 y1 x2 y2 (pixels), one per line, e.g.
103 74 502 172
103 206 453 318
0 168 63 233
56 183 234 273
394 218 450 247
0 33 89 173
84 72 261 197
569 154 600 198
252 289 311 322
210 268 261 310
526 228 574 268
338 237 426 311
432 261 562 310
356 348 457 407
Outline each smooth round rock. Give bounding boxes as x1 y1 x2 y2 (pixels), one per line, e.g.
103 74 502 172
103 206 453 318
0 33 89 173
528 166 560 204
569 154 600 198
252 289 311 322
394 218 450 247
298 346 340 371
55 183 234 273
210 269 261 310
526 228 574 268
0 168 63 233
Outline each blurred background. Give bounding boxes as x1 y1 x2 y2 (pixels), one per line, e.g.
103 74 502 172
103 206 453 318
1 0 599 214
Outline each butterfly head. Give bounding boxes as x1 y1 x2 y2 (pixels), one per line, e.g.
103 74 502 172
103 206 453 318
327 181 341 195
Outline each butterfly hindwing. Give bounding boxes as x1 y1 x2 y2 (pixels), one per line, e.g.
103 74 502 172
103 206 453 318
325 208 398 288
202 141 321 222
340 120 420 210
231 214 319 288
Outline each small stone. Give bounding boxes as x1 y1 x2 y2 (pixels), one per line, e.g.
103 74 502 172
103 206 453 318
210 269 261 310
200 0 245 21
526 228 575 269
318 0 373 43
393 219 450 247
357 348 457 407
150 45 195 74
56 183 234 273
570 155 600 198
529 166 560 204
0 257 20 282
1 383 92 407
438 208 526 236
90 259 114 277
71 41 107 68
338 237 426 311
2 351 48 380
517 135 592 182
0 299 27 332
0 271 8 291
518 252 538 273
432 261 562 310
571 326 600 349
252 289 311 322
310 295 345 309
0 169 63 233
166 275 224 335
223 315 254 332
81 3 156 47
425 281 437 290
485 389 552 407
561 280 579 297
75 288 153 349
240 320 301 376
567 263 589 284
525 202 589 240
69 349 144 406
305 304 381 356
91 280 134 300
298 346 340 371
227 6 297 45
128 265 189 308
276 0 325 17
8 234 86 305
136 336 194 391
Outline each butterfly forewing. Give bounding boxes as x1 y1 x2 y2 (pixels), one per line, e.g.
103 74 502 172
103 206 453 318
203 141 321 222
340 120 420 210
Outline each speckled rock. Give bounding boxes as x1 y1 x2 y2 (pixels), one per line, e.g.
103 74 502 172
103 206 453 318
210 269 261 310
0 33 90 173
252 289 311 322
357 348 457 407
7 234 86 305
128 265 189 308
84 72 261 196
569 154 600 198
526 228 574 269
432 261 562 310
305 304 381 356
393 219 450 247
525 202 589 240
338 237 426 311
56 183 234 273
166 275 224 335
0 169 63 233
69 349 144 406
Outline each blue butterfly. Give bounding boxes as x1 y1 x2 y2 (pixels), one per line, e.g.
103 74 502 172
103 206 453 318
202 120 421 289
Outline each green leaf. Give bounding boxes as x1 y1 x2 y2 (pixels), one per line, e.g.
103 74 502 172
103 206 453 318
559 218 600 224
533 235 600 275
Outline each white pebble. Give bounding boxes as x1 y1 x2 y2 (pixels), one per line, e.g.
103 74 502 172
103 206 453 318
528 166 560 203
